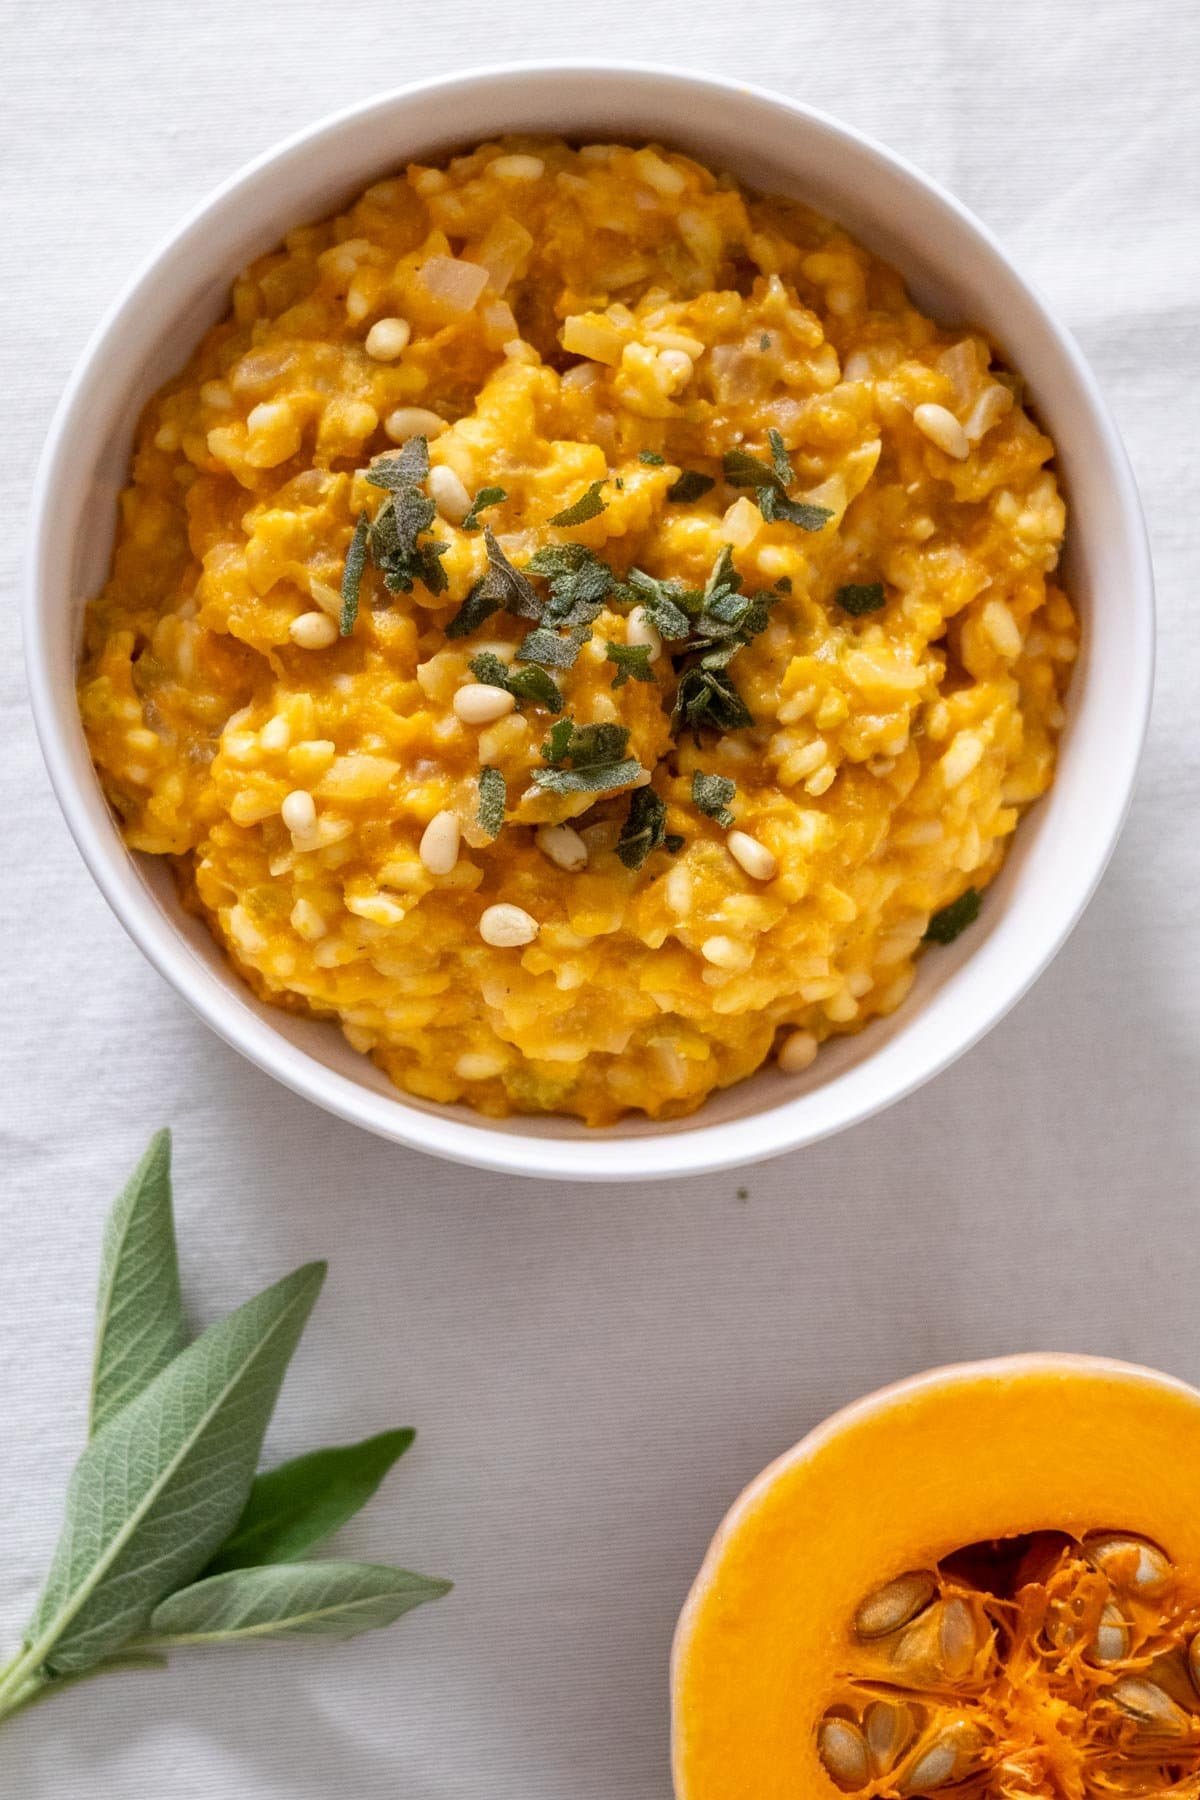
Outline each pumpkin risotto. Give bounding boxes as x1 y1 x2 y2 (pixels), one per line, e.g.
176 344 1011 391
78 137 1077 1125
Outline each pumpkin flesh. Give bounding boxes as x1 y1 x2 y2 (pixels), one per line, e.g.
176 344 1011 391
671 1356 1200 1800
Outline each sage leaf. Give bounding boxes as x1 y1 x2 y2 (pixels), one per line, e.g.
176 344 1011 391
89 1130 187 1438
205 1430 416 1575
143 1562 451 1648
27 1262 325 1676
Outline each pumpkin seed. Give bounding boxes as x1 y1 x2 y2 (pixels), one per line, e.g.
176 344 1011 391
896 1719 983 1794
854 1570 937 1641
1089 1601 1131 1666
1084 1532 1172 1597
864 1697 915 1775
893 1595 979 1684
817 1716 870 1791
1110 1676 1192 1737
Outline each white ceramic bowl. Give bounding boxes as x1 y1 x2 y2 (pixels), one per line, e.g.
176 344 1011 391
25 63 1154 1183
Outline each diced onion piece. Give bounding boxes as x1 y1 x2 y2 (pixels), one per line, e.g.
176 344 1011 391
473 216 534 294
416 255 490 315
561 313 627 366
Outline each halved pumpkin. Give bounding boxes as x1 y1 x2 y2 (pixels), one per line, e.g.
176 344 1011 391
671 1354 1200 1799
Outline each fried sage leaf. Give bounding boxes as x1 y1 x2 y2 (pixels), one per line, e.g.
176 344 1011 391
924 888 982 945
89 1129 188 1439
616 788 670 870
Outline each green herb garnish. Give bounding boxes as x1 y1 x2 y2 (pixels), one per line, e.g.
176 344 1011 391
691 771 736 828
664 832 685 853
672 664 754 736
534 719 641 795
446 527 541 637
924 888 982 945
360 437 451 596
836 581 886 616
605 642 657 689
621 568 697 640
638 450 666 466
723 430 833 533
616 788 669 870
759 332 771 351
517 626 587 669
666 469 715 504
0 1133 448 1733
469 652 563 713
477 766 507 837
339 513 370 636
549 480 607 527
527 544 613 629
460 485 507 532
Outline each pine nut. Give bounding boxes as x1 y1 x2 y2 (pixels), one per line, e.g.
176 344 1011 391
428 464 473 525
364 316 411 361
452 683 516 724
384 406 447 444
778 1029 819 1074
914 402 970 460
281 790 316 835
536 824 588 872
658 348 694 392
479 903 539 947
727 829 778 881
289 611 339 650
626 605 662 662
419 809 460 875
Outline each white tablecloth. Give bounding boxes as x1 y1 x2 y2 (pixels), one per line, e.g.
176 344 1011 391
2 2 1198 1793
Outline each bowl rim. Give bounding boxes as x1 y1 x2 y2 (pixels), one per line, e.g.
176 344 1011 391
24 60 1155 1183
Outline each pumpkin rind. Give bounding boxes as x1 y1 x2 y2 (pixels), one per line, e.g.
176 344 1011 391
670 1354 1200 1799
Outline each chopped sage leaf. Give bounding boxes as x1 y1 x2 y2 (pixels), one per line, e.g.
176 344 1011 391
664 832 686 854
638 450 666 466
549 480 607 527
722 446 781 491
622 569 696 640
535 719 639 795
616 788 669 870
517 626 587 669
468 652 564 713
924 887 982 945
758 487 834 531
605 642 657 688
534 758 642 797
530 545 613 630
477 766 507 838
366 437 430 489
339 514 370 636
666 469 715 504
759 332 771 351
460 486 507 532
671 664 754 737
447 529 541 636
774 576 793 593
767 428 793 486
836 581 886 616
692 771 736 828
540 718 575 766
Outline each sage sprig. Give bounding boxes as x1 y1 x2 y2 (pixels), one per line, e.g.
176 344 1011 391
0 1132 449 1732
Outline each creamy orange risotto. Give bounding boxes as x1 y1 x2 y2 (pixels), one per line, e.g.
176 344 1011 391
78 137 1077 1124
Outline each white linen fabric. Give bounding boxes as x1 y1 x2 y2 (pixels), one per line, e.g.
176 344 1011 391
1 2 1197 1793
